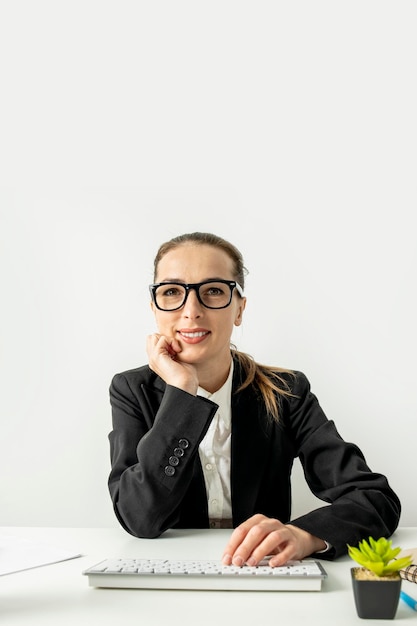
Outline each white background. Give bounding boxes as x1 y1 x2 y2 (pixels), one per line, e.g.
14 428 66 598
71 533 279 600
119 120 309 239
1 1 416 530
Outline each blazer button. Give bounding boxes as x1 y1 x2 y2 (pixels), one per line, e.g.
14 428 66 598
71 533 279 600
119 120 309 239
178 438 190 449
173 447 184 457
168 455 179 466
164 466 175 476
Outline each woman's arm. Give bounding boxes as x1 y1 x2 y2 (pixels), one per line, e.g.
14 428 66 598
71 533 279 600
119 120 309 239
286 372 401 558
222 371 401 566
108 371 218 538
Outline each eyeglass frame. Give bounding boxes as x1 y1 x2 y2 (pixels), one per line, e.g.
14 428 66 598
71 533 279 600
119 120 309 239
149 279 244 311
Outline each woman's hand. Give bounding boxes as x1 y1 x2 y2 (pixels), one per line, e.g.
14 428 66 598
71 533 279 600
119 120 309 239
221 514 327 567
146 333 199 395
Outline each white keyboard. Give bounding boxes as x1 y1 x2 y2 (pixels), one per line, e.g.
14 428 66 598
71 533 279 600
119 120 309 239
83 557 327 591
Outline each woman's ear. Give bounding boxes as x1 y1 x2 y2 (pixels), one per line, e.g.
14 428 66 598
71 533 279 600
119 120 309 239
234 297 246 326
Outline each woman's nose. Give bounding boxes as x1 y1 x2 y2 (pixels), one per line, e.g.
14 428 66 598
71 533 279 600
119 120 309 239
182 288 203 317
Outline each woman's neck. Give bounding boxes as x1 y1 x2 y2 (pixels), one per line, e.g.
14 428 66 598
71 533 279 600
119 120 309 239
197 358 232 394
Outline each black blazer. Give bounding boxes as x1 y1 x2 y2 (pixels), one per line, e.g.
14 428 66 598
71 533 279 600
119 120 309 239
108 358 401 558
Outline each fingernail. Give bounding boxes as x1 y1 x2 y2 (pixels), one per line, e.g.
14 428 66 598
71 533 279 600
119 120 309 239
246 557 256 566
232 555 244 567
222 554 232 565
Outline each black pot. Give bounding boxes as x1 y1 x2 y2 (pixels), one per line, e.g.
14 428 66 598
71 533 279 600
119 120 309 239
351 568 402 619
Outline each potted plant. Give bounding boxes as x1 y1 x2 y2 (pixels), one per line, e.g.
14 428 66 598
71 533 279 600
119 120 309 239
348 536 413 619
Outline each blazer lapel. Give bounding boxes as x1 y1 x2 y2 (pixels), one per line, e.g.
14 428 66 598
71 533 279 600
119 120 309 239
230 369 273 526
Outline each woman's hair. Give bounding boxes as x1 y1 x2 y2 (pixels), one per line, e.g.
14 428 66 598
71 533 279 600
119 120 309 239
153 232 294 421
153 231 247 290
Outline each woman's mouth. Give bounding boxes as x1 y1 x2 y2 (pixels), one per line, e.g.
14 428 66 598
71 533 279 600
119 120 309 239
178 330 210 344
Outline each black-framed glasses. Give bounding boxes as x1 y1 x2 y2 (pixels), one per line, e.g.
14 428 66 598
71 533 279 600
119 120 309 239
149 279 244 311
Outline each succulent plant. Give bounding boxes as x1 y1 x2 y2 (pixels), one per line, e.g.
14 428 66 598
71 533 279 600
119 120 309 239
348 536 412 577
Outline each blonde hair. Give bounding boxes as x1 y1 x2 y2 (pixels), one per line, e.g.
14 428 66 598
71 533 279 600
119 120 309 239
153 232 294 421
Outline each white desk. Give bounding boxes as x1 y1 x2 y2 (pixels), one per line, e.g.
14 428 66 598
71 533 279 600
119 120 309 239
1 526 417 626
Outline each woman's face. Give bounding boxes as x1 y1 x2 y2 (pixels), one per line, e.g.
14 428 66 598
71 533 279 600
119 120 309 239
152 243 246 367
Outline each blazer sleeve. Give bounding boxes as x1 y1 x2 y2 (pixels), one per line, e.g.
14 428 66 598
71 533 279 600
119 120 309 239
108 371 218 538
285 372 401 559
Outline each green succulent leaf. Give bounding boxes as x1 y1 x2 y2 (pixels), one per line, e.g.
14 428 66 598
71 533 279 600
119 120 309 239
385 556 414 573
369 562 385 576
347 537 413 577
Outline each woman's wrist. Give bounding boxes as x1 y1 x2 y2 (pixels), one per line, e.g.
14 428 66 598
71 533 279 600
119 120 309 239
286 524 327 555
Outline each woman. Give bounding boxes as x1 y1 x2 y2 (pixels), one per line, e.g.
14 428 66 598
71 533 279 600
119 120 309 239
108 232 400 567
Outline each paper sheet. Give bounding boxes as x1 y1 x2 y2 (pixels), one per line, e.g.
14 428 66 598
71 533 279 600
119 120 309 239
0 534 82 576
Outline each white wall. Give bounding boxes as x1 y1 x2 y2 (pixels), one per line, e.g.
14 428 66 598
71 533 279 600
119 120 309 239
1 1 416 529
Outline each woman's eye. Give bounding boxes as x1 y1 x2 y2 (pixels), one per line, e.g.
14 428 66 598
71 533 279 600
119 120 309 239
204 287 224 297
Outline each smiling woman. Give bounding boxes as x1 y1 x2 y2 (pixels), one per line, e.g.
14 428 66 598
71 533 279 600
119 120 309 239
107 231 401 569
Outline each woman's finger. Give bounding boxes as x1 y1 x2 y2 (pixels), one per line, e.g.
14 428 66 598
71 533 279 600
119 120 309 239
222 515 288 566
